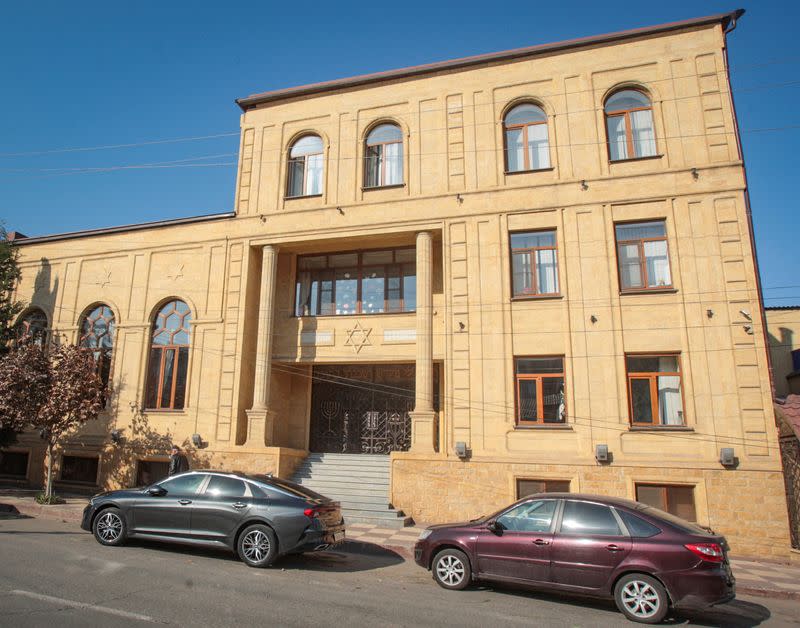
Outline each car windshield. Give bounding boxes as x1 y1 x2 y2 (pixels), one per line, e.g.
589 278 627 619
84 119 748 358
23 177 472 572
636 505 711 535
248 475 327 501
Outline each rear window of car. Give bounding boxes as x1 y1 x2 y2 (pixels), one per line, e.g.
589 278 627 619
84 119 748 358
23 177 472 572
637 505 710 535
248 475 326 501
617 509 661 538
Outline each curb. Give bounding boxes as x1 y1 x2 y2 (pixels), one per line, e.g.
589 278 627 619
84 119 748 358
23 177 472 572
736 585 800 602
1 501 84 524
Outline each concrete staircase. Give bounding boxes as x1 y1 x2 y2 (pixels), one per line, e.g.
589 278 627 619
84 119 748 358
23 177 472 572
291 453 412 528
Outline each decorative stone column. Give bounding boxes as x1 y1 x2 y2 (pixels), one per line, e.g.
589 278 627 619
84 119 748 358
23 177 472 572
410 231 436 452
245 244 278 447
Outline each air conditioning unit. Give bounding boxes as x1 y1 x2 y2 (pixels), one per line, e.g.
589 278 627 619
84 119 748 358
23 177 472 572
595 444 609 463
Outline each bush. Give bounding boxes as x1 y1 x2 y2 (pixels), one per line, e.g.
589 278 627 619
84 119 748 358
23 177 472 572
35 492 65 505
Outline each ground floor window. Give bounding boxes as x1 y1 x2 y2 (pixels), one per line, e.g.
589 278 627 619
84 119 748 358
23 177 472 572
0 451 29 477
136 460 170 486
516 478 570 499
635 483 696 521
60 455 99 484
515 357 566 425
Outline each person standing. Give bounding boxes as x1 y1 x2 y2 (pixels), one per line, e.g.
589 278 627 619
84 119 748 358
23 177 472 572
168 445 189 476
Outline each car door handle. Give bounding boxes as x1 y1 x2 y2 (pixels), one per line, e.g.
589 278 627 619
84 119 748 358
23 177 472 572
179 499 192 506
606 544 622 552
533 539 550 546
232 503 247 510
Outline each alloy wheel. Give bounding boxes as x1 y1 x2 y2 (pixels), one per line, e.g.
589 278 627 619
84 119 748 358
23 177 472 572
96 512 123 542
620 579 661 619
435 555 466 587
242 530 271 563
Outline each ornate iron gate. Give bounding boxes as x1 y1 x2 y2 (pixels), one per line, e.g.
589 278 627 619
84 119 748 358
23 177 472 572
309 364 415 454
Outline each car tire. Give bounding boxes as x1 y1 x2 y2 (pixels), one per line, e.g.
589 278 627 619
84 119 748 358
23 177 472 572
431 548 471 590
92 507 127 546
614 573 669 624
237 524 278 568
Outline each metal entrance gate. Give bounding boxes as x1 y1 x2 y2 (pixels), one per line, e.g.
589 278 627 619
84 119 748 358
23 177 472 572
309 364 415 454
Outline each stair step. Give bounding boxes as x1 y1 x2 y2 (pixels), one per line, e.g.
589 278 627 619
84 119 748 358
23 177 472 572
299 486 394 499
337 497 395 509
294 465 390 475
304 456 390 467
344 512 414 528
296 477 389 488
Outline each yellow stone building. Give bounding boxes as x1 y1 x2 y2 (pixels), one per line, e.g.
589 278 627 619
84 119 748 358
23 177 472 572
3 10 792 557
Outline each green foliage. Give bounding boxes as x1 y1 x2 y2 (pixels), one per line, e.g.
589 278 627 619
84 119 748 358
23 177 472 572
0 225 22 357
35 492 66 505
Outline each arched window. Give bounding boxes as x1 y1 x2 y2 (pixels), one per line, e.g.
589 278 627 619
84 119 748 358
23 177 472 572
364 123 403 187
79 304 115 388
145 300 191 410
15 308 48 346
286 135 324 197
605 89 656 161
504 103 550 172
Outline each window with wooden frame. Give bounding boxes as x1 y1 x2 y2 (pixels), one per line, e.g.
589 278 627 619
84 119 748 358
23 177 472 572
504 103 551 172
510 230 559 297
635 483 696 521
516 478 570 499
15 308 48 347
60 455 99 484
295 247 416 316
605 89 657 161
364 123 403 188
286 134 324 198
615 221 672 291
626 354 684 426
515 357 566 425
79 304 115 389
145 300 192 410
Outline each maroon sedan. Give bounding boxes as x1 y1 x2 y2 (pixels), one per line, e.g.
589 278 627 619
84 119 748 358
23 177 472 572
414 494 735 624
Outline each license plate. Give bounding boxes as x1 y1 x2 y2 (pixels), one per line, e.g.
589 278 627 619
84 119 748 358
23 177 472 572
333 531 345 543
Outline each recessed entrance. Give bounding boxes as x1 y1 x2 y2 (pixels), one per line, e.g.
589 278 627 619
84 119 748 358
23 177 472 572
309 364 416 454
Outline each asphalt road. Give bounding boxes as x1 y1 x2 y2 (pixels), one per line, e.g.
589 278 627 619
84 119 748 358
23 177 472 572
0 516 798 627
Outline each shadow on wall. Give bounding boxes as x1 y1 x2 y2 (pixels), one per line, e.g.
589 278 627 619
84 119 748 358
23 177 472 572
31 258 59 336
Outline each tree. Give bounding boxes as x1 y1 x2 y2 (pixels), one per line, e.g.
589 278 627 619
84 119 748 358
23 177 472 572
0 225 23 449
0 339 106 499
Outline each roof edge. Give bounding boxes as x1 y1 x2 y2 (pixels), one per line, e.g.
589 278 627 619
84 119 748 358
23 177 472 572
236 10 744 111
11 211 236 246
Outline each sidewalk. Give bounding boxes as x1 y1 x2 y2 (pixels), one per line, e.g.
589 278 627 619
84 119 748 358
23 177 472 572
3 489 798 601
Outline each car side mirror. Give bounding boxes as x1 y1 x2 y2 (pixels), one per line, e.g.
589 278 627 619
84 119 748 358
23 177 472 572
487 520 502 534
148 486 167 497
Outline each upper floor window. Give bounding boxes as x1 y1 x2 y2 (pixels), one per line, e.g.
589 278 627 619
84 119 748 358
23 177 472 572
515 357 566 425
626 354 684 426
79 304 115 388
145 300 191 410
615 221 672 292
504 103 550 172
364 124 403 187
295 248 416 316
15 308 48 346
605 89 656 161
510 231 559 297
287 135 323 198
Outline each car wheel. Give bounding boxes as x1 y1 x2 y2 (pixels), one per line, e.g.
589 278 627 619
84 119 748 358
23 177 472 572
237 524 278 568
431 548 471 590
614 573 669 624
92 507 127 546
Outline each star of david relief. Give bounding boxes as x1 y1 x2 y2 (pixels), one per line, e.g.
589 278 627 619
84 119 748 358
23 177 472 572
95 268 112 289
166 263 185 282
344 321 372 354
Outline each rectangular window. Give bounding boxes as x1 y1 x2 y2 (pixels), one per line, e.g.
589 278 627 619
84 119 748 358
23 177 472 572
515 357 565 425
295 247 416 316
626 354 684 426
615 221 672 291
636 484 697 522
510 231 559 297
136 460 170 486
0 451 29 477
516 478 570 499
60 455 99 484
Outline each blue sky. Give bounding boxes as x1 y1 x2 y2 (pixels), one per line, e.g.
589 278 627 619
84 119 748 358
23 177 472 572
1 1 797 304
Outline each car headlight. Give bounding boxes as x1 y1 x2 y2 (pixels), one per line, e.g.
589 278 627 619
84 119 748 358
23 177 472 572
418 529 433 541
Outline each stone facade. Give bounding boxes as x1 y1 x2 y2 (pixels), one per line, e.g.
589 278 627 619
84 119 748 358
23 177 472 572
3 11 792 558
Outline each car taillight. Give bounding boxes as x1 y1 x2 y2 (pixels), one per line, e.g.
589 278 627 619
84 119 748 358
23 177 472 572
304 507 320 519
685 543 724 563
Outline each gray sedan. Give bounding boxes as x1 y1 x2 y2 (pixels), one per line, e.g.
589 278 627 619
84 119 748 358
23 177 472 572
80 470 345 567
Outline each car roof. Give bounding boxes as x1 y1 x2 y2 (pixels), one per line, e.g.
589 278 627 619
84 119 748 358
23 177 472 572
524 492 643 510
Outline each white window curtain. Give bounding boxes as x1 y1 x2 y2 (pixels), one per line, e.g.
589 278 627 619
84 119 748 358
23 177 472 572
607 115 628 160
643 240 671 286
657 375 683 425
527 124 550 169
535 249 558 293
630 109 656 157
305 153 323 195
384 142 403 185
507 128 524 171
513 252 533 294
618 243 642 288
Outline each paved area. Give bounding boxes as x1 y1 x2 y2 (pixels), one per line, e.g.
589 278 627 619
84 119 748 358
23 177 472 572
3 488 800 602
2 516 800 627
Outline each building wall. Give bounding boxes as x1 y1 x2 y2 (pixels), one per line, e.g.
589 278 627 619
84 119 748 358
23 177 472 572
8 19 792 556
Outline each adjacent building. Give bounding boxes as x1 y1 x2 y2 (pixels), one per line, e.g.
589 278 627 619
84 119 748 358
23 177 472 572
2 10 792 557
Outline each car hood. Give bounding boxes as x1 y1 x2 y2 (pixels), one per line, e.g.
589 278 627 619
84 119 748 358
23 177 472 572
428 520 484 531
92 488 142 501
